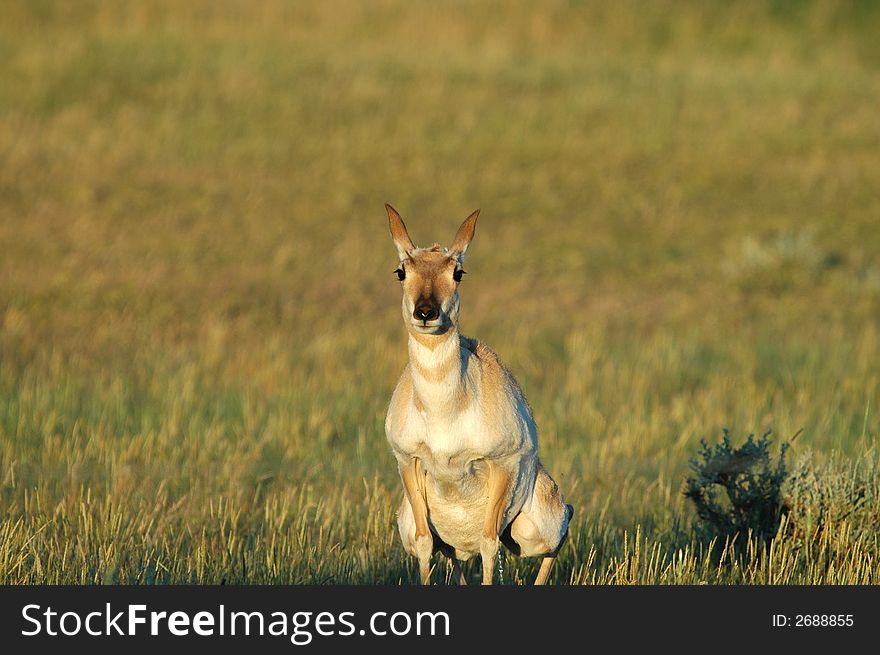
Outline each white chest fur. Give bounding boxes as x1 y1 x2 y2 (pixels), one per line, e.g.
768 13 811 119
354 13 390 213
402 402 487 482
385 331 540 556
387 333 533 478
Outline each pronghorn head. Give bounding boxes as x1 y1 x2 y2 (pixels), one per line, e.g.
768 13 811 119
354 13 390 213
386 204 479 336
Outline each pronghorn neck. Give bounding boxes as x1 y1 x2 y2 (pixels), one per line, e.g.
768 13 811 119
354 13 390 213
406 328 464 410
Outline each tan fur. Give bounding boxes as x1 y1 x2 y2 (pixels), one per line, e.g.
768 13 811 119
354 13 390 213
411 354 457 383
384 206 572 585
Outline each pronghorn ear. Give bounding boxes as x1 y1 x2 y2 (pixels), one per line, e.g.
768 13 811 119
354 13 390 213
450 209 480 259
386 203 415 260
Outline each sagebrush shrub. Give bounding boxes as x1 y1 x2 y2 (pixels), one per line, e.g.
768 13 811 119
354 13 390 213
782 451 880 551
684 429 789 544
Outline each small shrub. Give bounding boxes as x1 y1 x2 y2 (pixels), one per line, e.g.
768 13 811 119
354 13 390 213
782 451 880 550
684 429 789 544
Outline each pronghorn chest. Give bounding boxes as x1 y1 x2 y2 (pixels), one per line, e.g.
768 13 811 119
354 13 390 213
385 342 535 556
389 339 500 482
393 396 532 558
399 402 490 483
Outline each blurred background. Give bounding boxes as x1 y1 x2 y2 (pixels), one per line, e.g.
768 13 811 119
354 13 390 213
1 0 879 583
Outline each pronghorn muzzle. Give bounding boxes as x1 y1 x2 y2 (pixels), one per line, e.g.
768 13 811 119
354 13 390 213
413 297 440 323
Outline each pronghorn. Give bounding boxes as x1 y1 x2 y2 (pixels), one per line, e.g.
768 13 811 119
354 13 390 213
384 204 573 585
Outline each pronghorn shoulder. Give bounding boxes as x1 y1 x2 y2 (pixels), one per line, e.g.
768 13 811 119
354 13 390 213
459 334 507 375
459 335 529 402
386 364 418 433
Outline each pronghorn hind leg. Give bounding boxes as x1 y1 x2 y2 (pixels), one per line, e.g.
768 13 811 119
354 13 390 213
534 555 556 585
400 458 433 584
507 462 573 585
533 503 573 585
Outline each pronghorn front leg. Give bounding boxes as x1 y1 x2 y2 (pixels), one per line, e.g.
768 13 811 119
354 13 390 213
480 460 511 585
400 458 433 584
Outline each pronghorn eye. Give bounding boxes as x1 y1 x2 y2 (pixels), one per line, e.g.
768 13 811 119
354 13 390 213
394 268 406 281
453 269 465 282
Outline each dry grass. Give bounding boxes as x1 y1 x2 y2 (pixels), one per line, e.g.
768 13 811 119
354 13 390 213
1 0 879 583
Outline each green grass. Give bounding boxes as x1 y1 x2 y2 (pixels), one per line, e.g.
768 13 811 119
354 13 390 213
1 0 879 584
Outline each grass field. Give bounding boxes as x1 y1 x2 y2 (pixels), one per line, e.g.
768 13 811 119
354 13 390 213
1 0 879 584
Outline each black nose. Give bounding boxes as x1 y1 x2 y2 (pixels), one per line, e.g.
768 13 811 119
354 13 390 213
414 300 439 322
